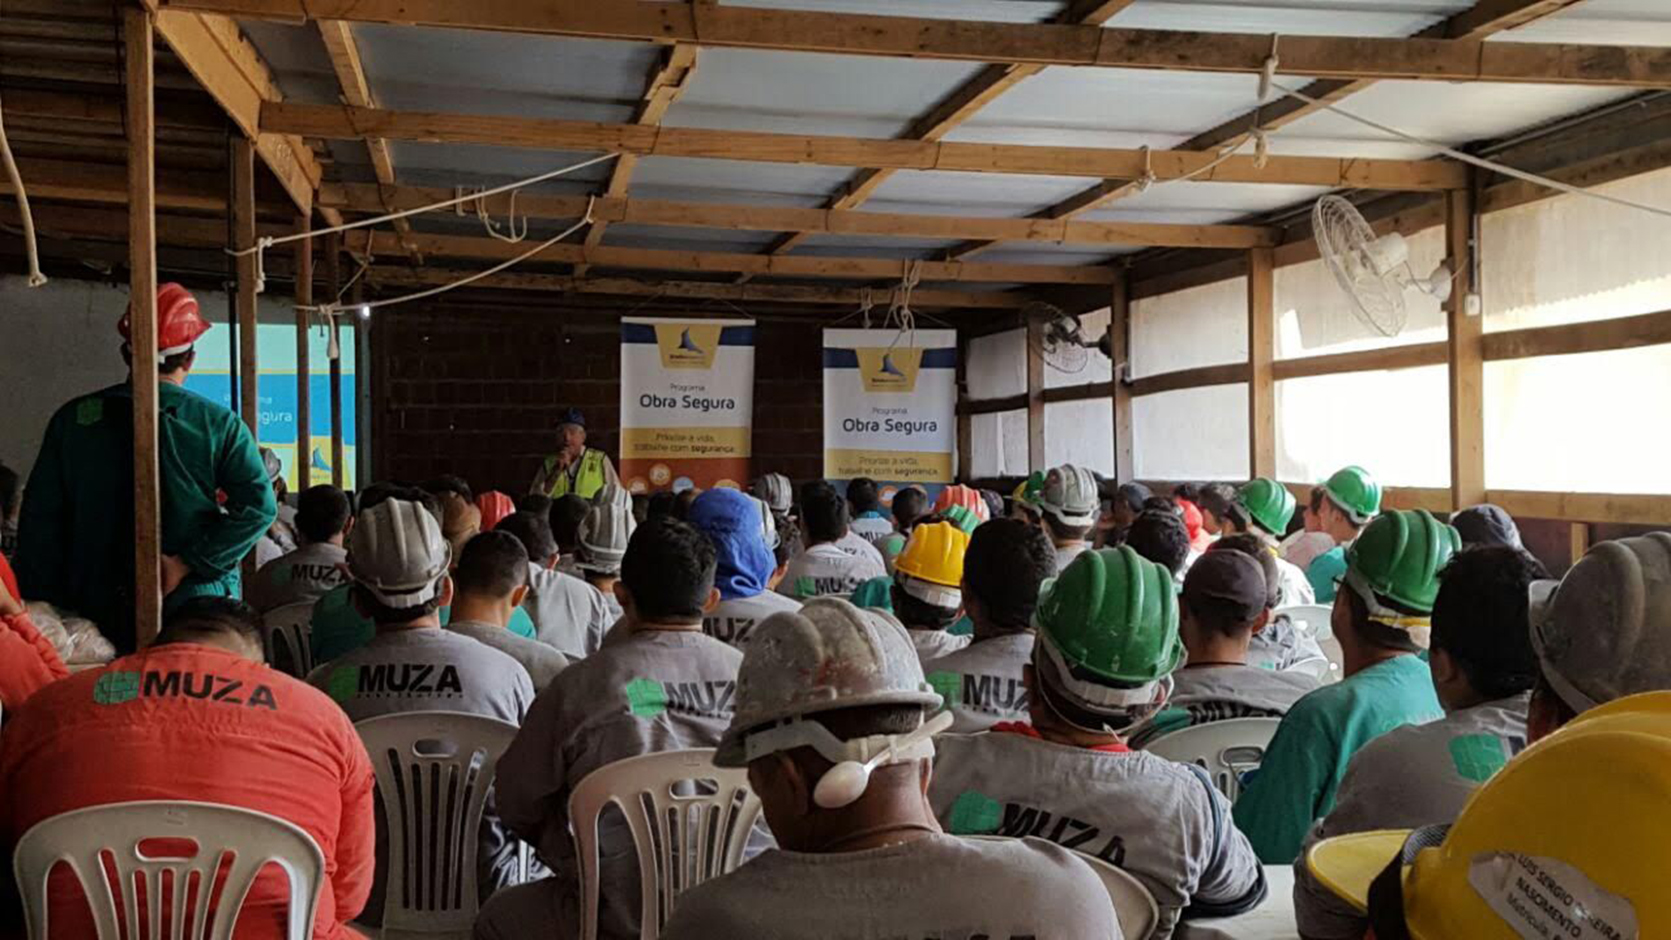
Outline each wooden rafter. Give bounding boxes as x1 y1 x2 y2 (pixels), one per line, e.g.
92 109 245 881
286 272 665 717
315 18 420 257
344 230 1118 284
262 102 1467 191
762 0 1138 257
949 0 1586 260
578 42 699 275
159 0 1671 88
152 10 320 214
365 267 1031 309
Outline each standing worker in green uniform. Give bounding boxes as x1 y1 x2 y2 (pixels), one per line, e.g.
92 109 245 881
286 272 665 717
13 284 276 653
529 408 618 500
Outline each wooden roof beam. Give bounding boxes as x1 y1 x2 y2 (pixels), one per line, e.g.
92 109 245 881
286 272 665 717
319 181 1278 249
345 230 1118 284
262 102 1467 191
316 18 420 258
159 1 1671 87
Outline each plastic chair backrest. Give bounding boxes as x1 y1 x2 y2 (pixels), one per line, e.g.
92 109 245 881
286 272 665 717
12 800 324 940
262 602 315 677
962 835 1157 940
1143 718 1283 803
354 711 519 935
568 748 762 940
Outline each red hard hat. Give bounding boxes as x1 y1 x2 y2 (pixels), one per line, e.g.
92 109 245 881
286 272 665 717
118 283 211 358
934 484 990 523
477 491 515 532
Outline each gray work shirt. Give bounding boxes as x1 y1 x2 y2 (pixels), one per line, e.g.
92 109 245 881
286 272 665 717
446 618 570 692
835 528 888 570
1247 612 1328 672
1130 664 1319 749
524 562 612 659
702 590 801 648
923 633 1034 733
495 629 747 940
247 541 349 612
1292 694 1530 940
908 627 971 664
778 544 886 601
660 834 1118 940
932 730 1267 938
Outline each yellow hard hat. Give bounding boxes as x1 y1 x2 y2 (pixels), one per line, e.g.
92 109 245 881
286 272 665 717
1306 691 1671 940
894 521 970 590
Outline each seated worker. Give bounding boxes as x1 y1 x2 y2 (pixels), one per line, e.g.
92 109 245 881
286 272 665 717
0 597 373 940
576 498 634 625
498 510 612 659
483 518 746 940
309 497 534 921
877 485 927 572
1451 502 1522 550
1125 506 1193 584
247 483 354 612
1194 482 1237 540
1037 464 1099 573
751 471 794 518
1130 549 1319 749
1212 533 1328 673
660 598 1117 940
0 560 68 710
548 493 590 576
930 547 1267 937
477 490 516 532
1305 465 1380 603
778 481 886 601
1279 487 1336 573
1293 545 1546 939
1010 470 1044 526
1178 497 1214 559
447 531 570 692
1303 691 1671 940
1221 478 1316 606
1098 480 1152 547
1233 509 1454 864
769 510 803 591
922 517 1055 733
822 482 888 572
253 448 299 569
888 520 972 663
846 476 895 547
688 487 800 648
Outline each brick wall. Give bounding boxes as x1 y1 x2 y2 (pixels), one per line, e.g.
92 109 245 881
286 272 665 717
373 301 826 494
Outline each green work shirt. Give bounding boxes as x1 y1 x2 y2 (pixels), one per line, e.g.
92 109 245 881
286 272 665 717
307 582 539 666
1231 653 1443 864
14 381 276 652
1306 546 1348 603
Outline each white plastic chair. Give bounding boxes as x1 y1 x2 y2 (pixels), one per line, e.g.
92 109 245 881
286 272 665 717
569 748 762 940
1144 718 1283 803
262 601 315 677
964 835 1157 940
12 800 325 940
355 712 520 939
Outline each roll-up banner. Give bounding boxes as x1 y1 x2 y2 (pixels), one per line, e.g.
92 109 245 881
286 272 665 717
823 328 957 500
620 317 755 493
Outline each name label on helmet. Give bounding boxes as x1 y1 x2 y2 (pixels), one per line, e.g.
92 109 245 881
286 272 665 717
1468 852 1637 940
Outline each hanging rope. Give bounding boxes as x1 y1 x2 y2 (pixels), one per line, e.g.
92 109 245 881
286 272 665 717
0 0 44 287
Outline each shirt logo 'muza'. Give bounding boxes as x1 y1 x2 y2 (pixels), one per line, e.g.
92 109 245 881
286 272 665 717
92 670 278 710
624 677 737 719
355 664 463 696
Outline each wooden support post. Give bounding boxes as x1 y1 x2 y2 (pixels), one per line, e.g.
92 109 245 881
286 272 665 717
1026 314 1046 472
1110 272 1134 483
233 136 259 585
1446 181 1484 509
126 7 162 648
956 335 972 482
1247 247 1276 478
353 278 369 490
294 215 312 491
1569 522 1591 567
328 234 346 489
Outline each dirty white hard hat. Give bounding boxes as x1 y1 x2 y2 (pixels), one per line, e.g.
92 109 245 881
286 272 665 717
715 597 943 767
347 497 451 608
1039 464 1099 528
753 473 794 514
592 482 633 510
1530 532 1671 715
577 500 635 575
754 495 780 551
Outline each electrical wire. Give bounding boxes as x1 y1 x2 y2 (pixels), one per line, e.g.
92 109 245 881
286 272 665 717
0 0 47 287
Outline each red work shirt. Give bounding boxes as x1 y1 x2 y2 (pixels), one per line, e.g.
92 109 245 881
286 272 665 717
0 612 67 712
0 643 375 940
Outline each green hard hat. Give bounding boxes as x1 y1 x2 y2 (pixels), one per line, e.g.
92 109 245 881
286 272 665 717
940 503 980 534
1235 478 1296 537
1323 465 1382 524
1345 509 1461 616
1013 471 1046 510
1034 545 1183 689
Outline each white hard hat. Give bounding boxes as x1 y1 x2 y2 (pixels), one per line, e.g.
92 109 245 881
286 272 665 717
753 473 794 514
593 482 633 510
348 498 450 608
1039 464 1099 528
715 597 943 767
577 501 635 575
754 495 780 551
260 447 282 483
1530 532 1671 715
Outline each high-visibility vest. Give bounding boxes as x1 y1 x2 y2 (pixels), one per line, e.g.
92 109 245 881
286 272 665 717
542 447 608 499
